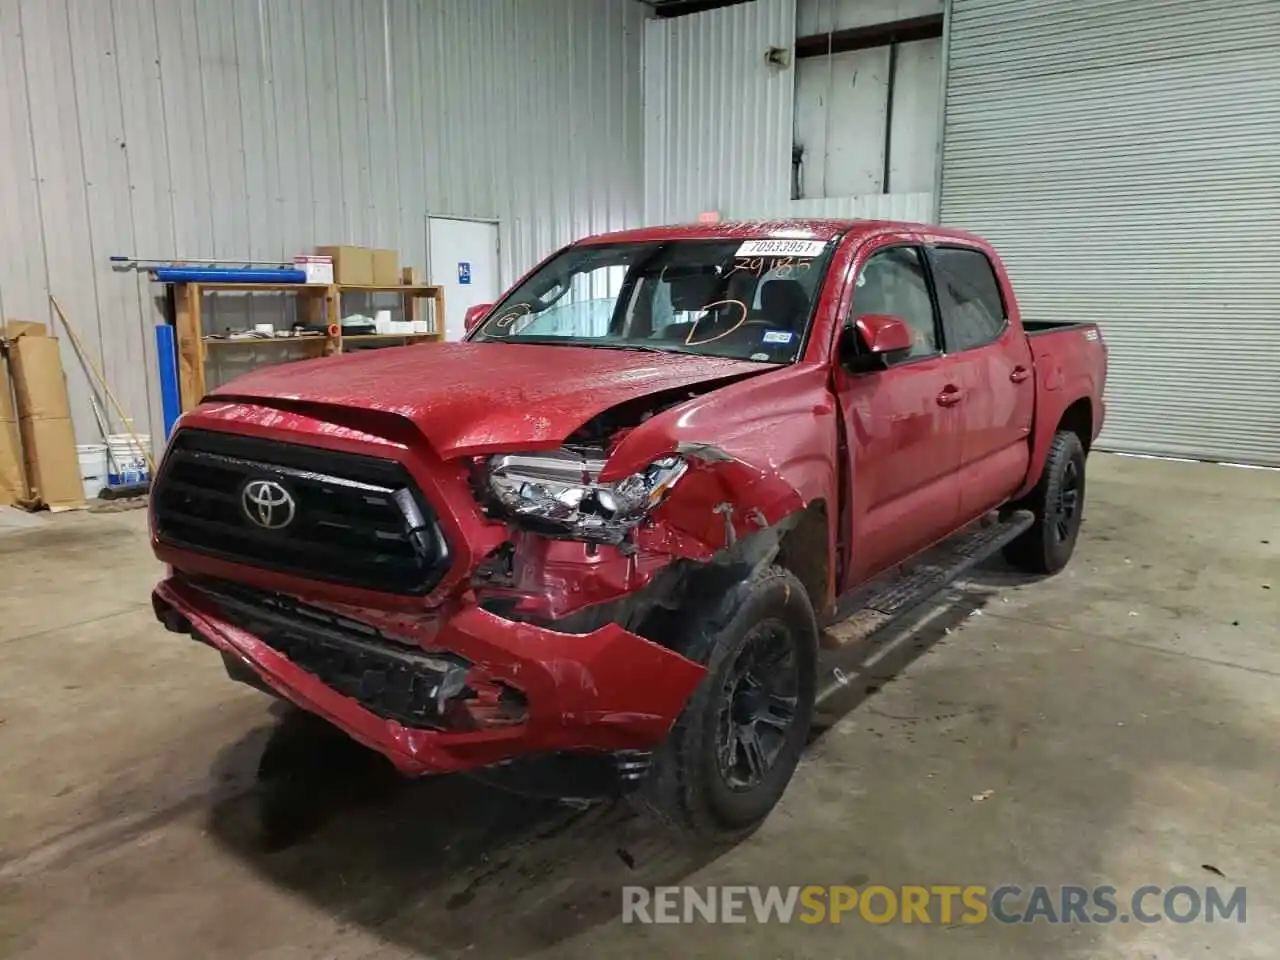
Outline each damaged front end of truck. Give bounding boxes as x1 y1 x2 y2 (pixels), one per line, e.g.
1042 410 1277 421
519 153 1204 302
149 357 836 801
470 436 826 641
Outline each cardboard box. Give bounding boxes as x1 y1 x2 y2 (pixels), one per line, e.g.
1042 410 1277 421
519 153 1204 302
0 352 26 506
9 334 72 421
0 348 15 424
5 319 47 340
372 249 400 286
293 254 334 285
315 245 374 286
19 416 83 510
0 421 23 505
5 319 83 510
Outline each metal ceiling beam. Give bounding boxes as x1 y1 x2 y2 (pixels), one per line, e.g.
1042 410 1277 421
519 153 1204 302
794 13 944 58
636 0 755 18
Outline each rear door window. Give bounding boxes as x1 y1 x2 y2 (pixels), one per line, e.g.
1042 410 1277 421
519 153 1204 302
931 247 1006 352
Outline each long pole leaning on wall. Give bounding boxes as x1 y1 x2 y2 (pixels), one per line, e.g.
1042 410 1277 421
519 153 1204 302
49 295 156 475
931 0 955 224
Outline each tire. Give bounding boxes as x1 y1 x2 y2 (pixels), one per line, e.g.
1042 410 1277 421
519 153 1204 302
1003 430 1087 575
631 565 818 840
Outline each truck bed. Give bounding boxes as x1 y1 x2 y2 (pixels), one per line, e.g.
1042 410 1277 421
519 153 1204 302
1023 318 1095 336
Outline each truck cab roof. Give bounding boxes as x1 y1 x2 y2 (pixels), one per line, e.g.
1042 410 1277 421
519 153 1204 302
575 218 986 247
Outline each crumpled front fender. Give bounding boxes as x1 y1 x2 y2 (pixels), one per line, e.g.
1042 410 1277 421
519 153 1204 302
634 443 809 560
599 362 837 561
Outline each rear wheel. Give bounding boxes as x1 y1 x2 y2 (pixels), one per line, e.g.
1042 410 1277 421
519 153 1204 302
632 565 817 840
1004 430 1087 574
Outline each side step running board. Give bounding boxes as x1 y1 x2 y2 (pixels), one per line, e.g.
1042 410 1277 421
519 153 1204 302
816 508 1034 707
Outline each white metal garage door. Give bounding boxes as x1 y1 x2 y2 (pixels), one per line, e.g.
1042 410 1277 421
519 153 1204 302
939 0 1280 465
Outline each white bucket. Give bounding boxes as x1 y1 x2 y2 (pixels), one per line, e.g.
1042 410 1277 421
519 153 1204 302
107 433 152 485
77 443 108 500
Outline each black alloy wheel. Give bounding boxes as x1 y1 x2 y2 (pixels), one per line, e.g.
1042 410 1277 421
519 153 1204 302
716 620 799 791
1052 458 1082 546
630 565 818 839
1004 429 1087 575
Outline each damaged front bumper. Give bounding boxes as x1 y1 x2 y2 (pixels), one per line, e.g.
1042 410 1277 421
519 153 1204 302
153 574 706 777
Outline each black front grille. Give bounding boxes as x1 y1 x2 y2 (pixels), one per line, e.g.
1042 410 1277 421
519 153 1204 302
188 575 473 730
153 429 451 595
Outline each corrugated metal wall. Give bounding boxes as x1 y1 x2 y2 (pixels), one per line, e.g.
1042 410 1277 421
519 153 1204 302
0 0 644 447
642 0 935 225
940 0 1280 466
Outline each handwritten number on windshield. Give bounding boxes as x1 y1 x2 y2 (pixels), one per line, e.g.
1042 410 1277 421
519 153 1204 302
728 256 812 279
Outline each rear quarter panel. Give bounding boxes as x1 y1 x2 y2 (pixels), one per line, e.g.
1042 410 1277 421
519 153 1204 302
1016 325 1108 499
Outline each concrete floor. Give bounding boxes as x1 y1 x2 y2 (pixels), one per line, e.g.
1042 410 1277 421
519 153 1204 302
0 453 1276 959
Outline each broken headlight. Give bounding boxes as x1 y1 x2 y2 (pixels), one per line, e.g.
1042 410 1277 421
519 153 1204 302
486 449 688 543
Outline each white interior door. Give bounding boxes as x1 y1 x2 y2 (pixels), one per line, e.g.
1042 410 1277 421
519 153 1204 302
427 216 500 341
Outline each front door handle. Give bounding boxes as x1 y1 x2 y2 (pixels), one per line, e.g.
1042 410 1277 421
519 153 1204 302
937 386 964 407
1010 365 1030 383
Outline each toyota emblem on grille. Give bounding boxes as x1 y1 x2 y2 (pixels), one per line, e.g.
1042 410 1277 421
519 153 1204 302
241 479 296 530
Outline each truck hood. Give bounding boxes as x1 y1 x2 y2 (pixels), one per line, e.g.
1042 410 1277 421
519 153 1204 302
211 341 769 458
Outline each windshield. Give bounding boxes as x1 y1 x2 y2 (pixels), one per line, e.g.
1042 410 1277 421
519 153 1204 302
469 238 836 364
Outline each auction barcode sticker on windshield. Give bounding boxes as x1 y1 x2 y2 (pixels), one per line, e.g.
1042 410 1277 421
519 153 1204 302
735 239 827 258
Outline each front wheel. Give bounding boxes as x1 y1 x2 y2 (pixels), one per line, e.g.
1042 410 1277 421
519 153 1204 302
1004 430 1087 574
631 565 817 840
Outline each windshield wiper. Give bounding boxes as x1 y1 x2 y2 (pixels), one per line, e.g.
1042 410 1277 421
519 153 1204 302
484 335 569 345
580 342 687 355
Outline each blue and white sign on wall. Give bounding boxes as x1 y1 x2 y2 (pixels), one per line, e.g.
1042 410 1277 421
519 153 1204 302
458 261 472 285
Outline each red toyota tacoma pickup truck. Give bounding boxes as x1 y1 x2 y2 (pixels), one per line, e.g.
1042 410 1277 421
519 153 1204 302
151 219 1106 837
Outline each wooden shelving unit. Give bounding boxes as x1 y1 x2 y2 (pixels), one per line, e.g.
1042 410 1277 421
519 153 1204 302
171 280 445 412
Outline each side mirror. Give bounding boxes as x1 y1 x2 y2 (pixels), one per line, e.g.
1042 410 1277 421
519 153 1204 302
840 313 914 371
857 313 914 355
464 303 494 333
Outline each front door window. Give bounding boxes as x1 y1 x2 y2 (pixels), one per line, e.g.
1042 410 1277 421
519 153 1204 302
852 246 940 361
